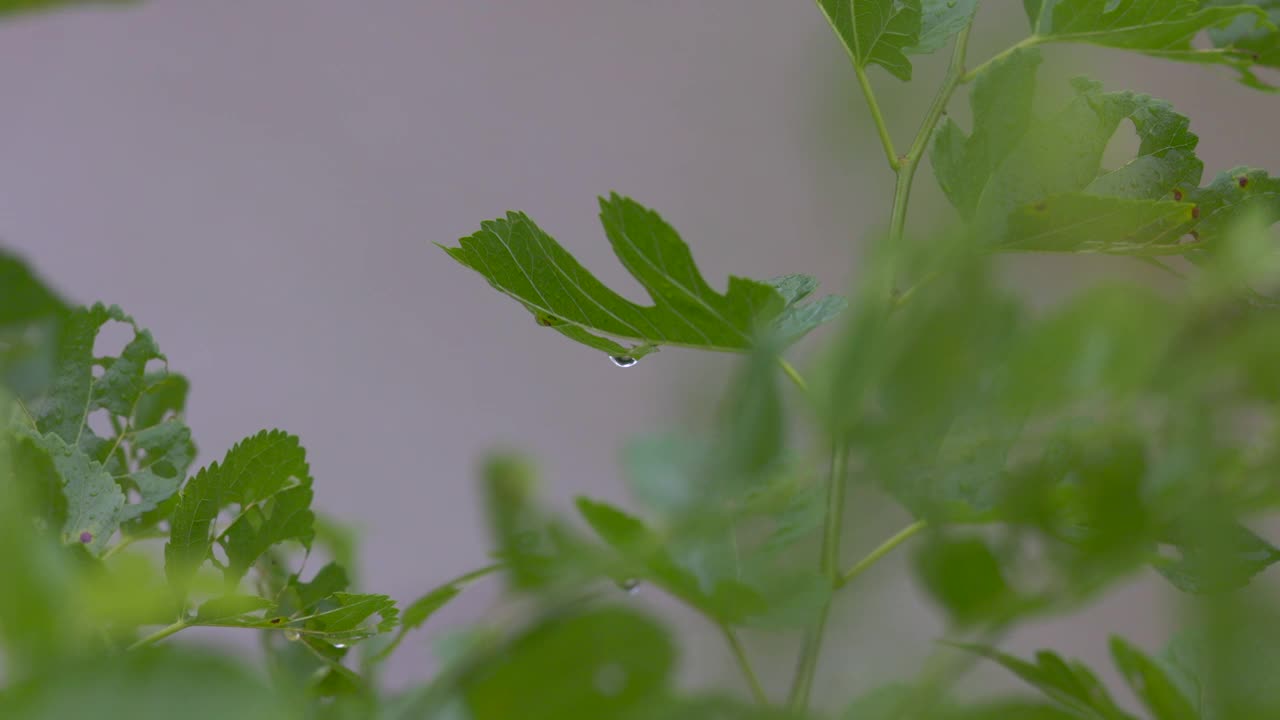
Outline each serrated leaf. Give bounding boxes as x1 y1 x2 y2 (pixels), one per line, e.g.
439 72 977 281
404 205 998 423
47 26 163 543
459 607 674 720
1029 0 1272 89
909 0 979 54
443 194 841 357
304 592 399 638
957 644 1136 720
291 562 350 612
1109 636 1198 720
16 430 124 554
816 0 924 80
165 430 312 594
218 483 316 584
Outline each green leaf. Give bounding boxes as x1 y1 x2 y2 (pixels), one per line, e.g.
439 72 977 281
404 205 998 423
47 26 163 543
16 429 124 554
443 194 841 357
0 647 295 720
913 534 1017 626
1108 636 1198 720
372 564 500 665
1028 0 1272 89
1154 522 1280 594
1206 0 1280 90
291 562 351 612
957 644 1136 720
459 607 675 720
218 483 316 584
0 0 136 17
165 430 312 595
909 0 979 54
999 194 1195 254
816 0 924 80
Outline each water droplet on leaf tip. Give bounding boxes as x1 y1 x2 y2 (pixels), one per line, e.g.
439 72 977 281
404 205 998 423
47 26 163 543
609 355 638 368
284 629 301 642
618 578 641 595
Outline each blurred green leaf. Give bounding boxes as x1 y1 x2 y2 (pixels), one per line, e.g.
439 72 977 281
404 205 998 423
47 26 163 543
459 607 674 720
1027 0 1273 90
1109 636 1198 720
442 194 841 358
0 647 296 720
913 534 1020 626
957 644 1136 720
816 0 923 80
1205 0 1280 90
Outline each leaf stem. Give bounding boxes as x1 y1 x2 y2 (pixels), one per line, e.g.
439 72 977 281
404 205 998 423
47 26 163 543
719 622 770 706
889 25 973 257
837 519 927 589
778 357 809 394
854 64 900 171
786 441 848 712
126 619 188 651
960 35 1040 84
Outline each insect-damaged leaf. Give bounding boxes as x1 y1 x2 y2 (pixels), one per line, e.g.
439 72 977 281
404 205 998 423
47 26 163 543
816 0 923 81
1205 0 1280 91
164 430 313 595
443 194 842 358
1026 0 1273 90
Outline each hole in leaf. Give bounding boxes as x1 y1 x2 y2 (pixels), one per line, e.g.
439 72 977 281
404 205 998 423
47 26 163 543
93 320 135 360
211 542 230 567
144 358 166 376
86 409 115 439
91 364 105 379
1099 117 1140 179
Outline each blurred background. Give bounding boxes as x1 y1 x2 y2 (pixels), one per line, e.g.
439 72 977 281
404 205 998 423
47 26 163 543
1 0 1277 709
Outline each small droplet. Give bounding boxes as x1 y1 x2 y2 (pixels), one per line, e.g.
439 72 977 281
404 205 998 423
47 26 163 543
609 355 638 368
594 663 628 697
618 578 641 595
332 642 348 649
79 531 93 544
283 629 301 642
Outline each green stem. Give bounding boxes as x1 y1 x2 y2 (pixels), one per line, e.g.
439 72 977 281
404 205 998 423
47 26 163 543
778 358 809 394
960 35 1040 84
855 64 900 171
719 623 770 706
837 519 928 589
786 442 848 712
889 25 973 254
126 619 188 651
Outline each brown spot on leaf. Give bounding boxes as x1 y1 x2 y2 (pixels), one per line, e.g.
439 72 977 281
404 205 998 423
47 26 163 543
1239 176 1249 188
1191 206 1200 219
1172 189 1183 202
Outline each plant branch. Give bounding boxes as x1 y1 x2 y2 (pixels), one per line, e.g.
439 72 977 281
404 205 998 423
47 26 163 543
126 619 188 651
786 441 849 712
837 519 928 589
855 64 900 171
719 622 770 706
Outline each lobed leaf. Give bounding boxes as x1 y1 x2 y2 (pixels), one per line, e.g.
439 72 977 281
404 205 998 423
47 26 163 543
816 0 923 81
909 0 979 55
1109 637 1198 720
442 194 842 358
957 644 1136 720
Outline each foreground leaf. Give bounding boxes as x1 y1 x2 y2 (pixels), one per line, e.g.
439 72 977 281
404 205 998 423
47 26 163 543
443 194 841 358
1109 637 1198 720
459 607 674 720
1206 0 1280 90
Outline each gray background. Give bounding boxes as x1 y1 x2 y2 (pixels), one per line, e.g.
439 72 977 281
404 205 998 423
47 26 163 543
2 0 1277 709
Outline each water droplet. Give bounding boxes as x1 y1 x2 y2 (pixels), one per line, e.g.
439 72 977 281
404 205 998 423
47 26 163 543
609 355 638 368
283 629 301 642
617 578 641 595
594 663 628 697
79 531 93 544
332 642 348 649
